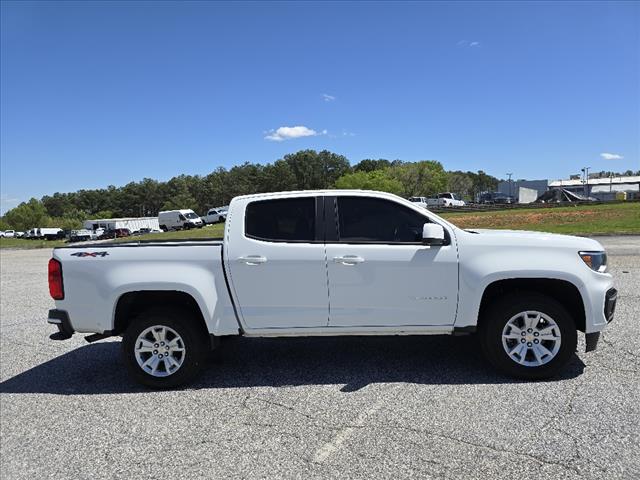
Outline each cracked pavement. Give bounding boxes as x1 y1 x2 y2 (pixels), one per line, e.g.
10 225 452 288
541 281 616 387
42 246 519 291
1 236 639 479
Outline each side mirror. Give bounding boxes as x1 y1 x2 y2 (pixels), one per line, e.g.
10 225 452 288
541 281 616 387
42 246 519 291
422 223 445 246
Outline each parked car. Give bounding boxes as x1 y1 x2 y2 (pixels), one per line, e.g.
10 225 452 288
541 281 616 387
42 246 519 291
479 192 515 204
69 228 104 242
47 189 616 388
202 207 228 224
69 230 91 242
39 228 65 240
427 192 466 207
493 193 515 204
15 231 25 238
1 230 15 238
136 227 161 235
158 209 203 231
408 197 429 209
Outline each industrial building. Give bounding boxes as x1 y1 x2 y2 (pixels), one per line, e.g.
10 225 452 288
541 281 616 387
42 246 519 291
495 175 639 203
83 217 160 232
549 175 640 201
497 179 549 203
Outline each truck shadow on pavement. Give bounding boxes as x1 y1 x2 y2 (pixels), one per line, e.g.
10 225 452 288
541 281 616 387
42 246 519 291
0 335 585 395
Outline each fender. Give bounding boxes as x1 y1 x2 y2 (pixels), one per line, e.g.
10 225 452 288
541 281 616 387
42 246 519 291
454 239 612 333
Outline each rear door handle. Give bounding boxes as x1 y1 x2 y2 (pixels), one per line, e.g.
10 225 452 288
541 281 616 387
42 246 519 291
333 255 365 265
238 255 267 265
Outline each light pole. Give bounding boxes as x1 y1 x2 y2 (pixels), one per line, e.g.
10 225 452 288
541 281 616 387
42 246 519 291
581 167 591 197
506 173 513 199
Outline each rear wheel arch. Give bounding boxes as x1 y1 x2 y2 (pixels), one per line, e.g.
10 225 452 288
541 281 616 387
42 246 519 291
113 290 209 339
477 278 586 332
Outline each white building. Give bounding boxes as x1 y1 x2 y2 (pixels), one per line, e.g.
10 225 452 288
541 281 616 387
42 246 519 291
83 217 160 231
549 176 640 201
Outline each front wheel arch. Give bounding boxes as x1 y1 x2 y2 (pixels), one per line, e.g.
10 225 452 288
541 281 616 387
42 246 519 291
478 278 586 333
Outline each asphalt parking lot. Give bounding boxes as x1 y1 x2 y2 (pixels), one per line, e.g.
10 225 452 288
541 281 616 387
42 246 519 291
1 237 639 479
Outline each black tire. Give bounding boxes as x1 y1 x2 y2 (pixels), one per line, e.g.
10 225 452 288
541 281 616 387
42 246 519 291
122 308 208 389
160 225 168 232
479 292 577 380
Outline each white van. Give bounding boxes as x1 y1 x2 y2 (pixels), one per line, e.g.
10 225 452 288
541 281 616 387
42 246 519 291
158 209 203 231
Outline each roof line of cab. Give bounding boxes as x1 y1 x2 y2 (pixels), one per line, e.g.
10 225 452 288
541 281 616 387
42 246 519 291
233 189 404 201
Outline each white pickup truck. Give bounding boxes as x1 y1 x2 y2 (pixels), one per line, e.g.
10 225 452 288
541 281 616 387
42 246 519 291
429 192 466 208
47 190 617 388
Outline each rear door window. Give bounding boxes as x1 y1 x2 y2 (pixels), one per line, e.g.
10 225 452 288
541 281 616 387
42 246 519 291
245 197 316 242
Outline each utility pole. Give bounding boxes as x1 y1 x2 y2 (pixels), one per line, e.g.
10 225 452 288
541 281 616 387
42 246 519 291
506 173 513 199
581 167 591 197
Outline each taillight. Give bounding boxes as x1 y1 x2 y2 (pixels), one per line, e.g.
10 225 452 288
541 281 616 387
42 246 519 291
48 258 64 300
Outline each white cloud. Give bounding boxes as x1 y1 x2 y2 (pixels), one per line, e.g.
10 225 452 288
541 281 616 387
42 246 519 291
264 125 325 142
323 94 336 102
600 152 624 160
458 40 480 47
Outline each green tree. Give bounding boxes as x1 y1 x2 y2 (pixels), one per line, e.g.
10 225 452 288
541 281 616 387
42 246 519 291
389 161 448 197
447 172 474 200
260 159 297 193
0 217 11 230
54 207 86 230
283 150 350 189
3 198 50 231
92 210 114 219
334 170 404 195
465 170 499 200
353 159 392 173
42 192 73 217
161 193 198 212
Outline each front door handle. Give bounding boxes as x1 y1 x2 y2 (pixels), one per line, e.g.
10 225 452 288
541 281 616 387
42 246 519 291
333 255 365 265
238 255 267 265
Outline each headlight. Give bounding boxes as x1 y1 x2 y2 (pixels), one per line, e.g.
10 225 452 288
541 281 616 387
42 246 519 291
579 251 607 273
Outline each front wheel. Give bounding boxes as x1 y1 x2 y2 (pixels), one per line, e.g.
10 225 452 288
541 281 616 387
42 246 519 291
479 293 577 380
122 309 208 388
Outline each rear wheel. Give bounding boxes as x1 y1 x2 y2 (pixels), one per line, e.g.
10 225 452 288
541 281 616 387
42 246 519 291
479 293 577 380
122 309 208 388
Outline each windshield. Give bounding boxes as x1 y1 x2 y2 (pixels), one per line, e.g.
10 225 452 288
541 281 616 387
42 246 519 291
184 212 199 219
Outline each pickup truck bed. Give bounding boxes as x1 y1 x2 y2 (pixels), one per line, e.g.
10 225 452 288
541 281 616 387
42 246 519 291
53 239 240 336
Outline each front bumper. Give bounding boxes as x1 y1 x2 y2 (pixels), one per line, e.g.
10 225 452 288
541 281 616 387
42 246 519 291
584 287 617 353
604 288 617 324
47 309 74 340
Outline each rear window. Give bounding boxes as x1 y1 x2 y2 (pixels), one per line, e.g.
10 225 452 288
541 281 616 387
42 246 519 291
245 197 315 242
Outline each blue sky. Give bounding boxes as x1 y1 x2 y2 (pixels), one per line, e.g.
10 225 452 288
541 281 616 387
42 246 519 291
1 1 639 212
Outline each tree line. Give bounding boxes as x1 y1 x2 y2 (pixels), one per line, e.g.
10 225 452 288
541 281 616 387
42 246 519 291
1 150 499 231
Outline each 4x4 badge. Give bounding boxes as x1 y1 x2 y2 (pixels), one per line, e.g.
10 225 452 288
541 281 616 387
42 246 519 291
71 252 109 258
